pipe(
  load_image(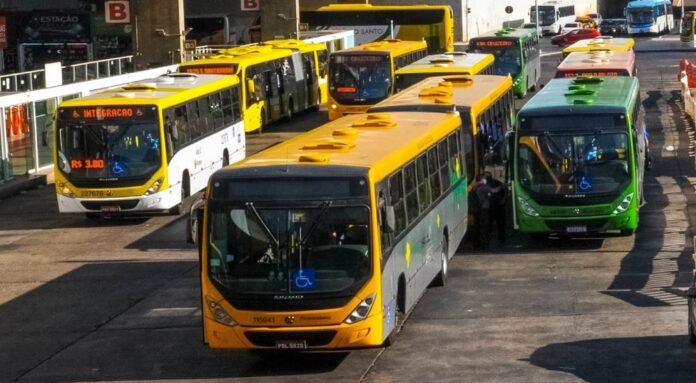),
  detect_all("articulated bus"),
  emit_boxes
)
[625,0,674,35]
[327,39,427,120]
[512,76,646,236]
[195,111,468,349]
[562,37,635,58]
[370,75,514,188]
[530,1,577,35]
[681,11,696,48]
[555,50,637,78]
[467,28,540,98]
[179,39,327,132]
[54,73,245,218]
[393,52,495,93]
[301,3,454,54]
